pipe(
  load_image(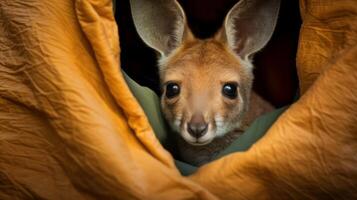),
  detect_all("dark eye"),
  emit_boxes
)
[165,82,180,98]
[222,83,238,99]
